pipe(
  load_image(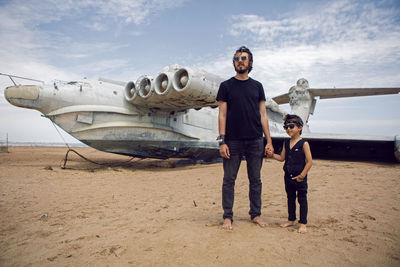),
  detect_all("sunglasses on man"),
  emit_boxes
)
[233,56,247,62]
